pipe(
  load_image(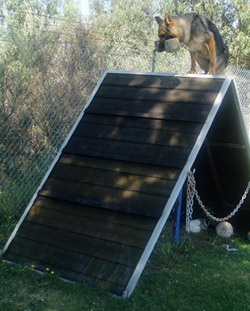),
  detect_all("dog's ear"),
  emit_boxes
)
[165,13,174,26]
[155,16,163,25]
